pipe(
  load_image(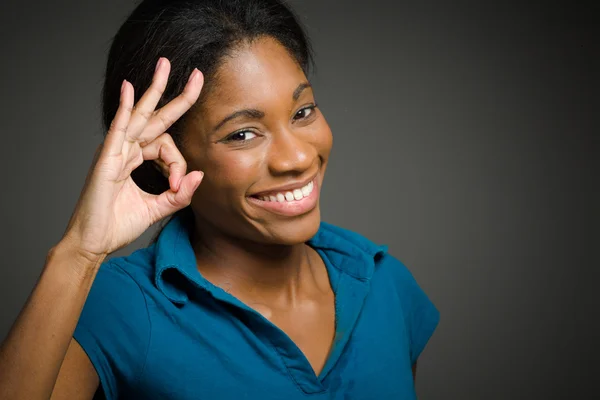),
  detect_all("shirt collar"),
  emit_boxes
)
[154,214,388,305]
[306,221,388,281]
[154,214,201,304]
